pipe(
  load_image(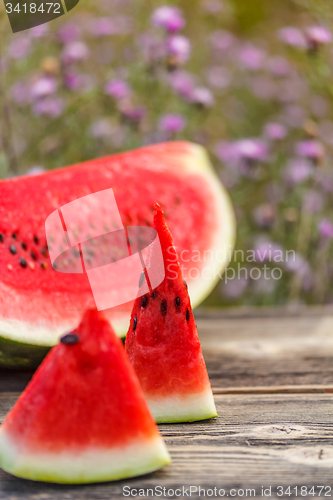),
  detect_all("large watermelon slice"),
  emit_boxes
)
[0,309,170,483]
[0,141,235,367]
[125,204,217,423]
